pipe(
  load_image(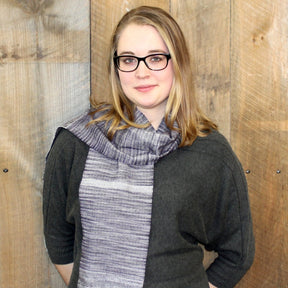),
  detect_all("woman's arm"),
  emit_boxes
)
[205,140,255,287]
[209,283,217,288]
[55,263,74,286]
[43,130,88,285]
